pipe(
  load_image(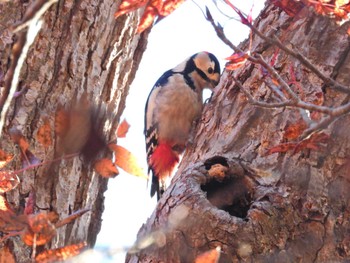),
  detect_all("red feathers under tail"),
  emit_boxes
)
[149,142,179,199]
